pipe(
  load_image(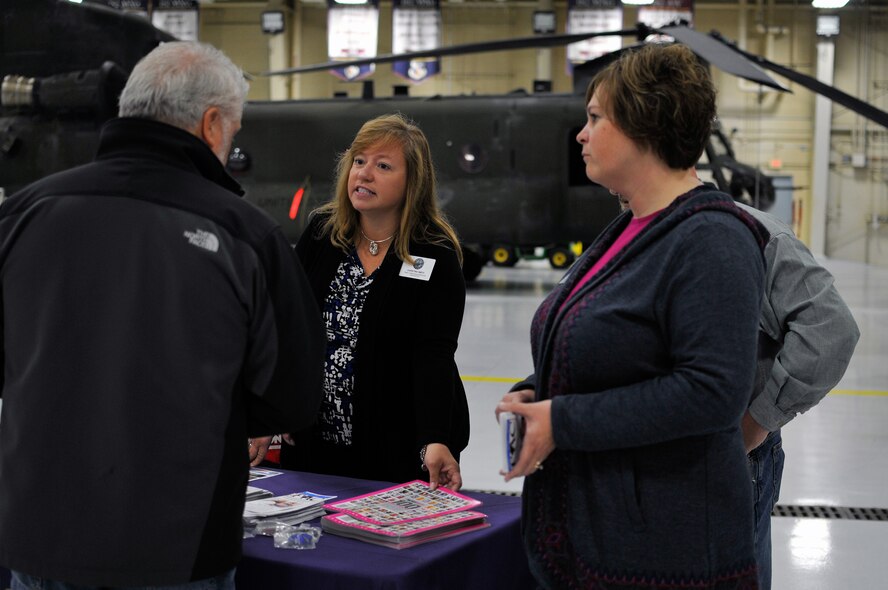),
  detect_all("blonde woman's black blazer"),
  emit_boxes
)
[281,214,470,484]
